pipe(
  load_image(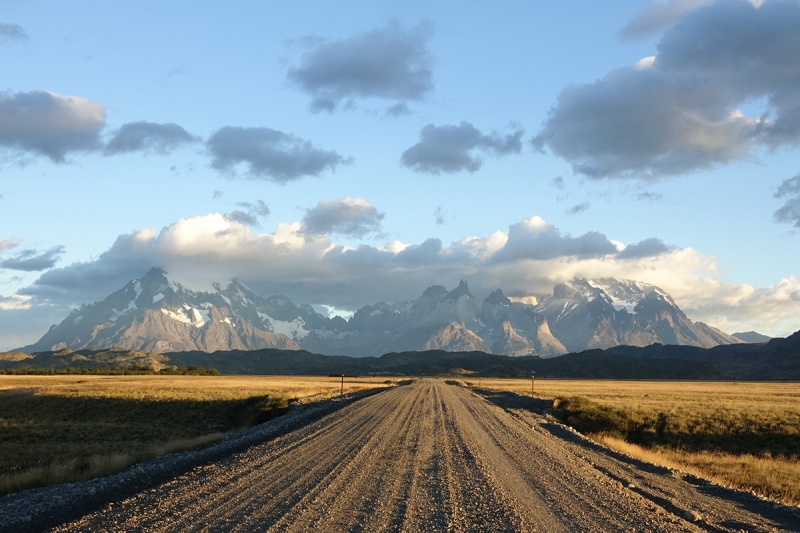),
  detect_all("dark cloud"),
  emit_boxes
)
[534,0,800,179]
[287,22,434,112]
[0,90,105,162]
[617,237,671,259]
[774,173,800,227]
[0,22,27,42]
[225,200,271,227]
[401,122,524,174]
[491,217,617,263]
[551,176,565,189]
[1,245,65,271]
[207,126,350,182]
[104,121,198,155]
[302,197,385,237]
[618,0,711,40]
[566,202,590,215]
[212,190,224,200]
[18,231,157,304]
